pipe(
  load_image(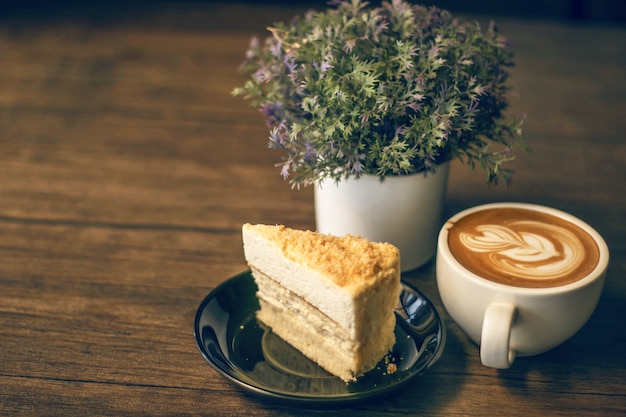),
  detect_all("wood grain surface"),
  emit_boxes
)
[1,2,625,416]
